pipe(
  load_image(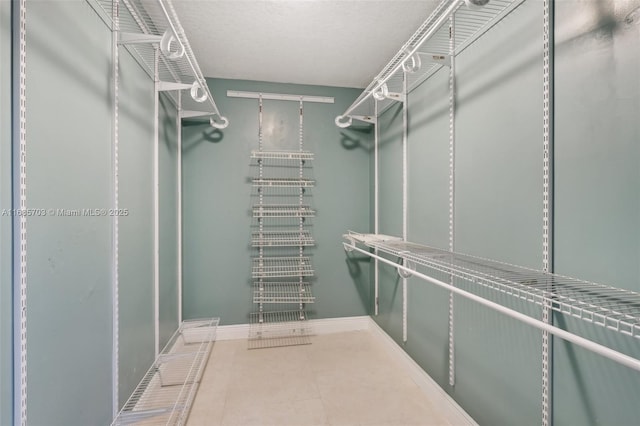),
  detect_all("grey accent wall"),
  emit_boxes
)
[373,0,640,425]
[553,1,640,424]
[182,78,371,324]
[1,1,13,424]
[117,49,155,408]
[158,93,179,348]
[25,1,113,424]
